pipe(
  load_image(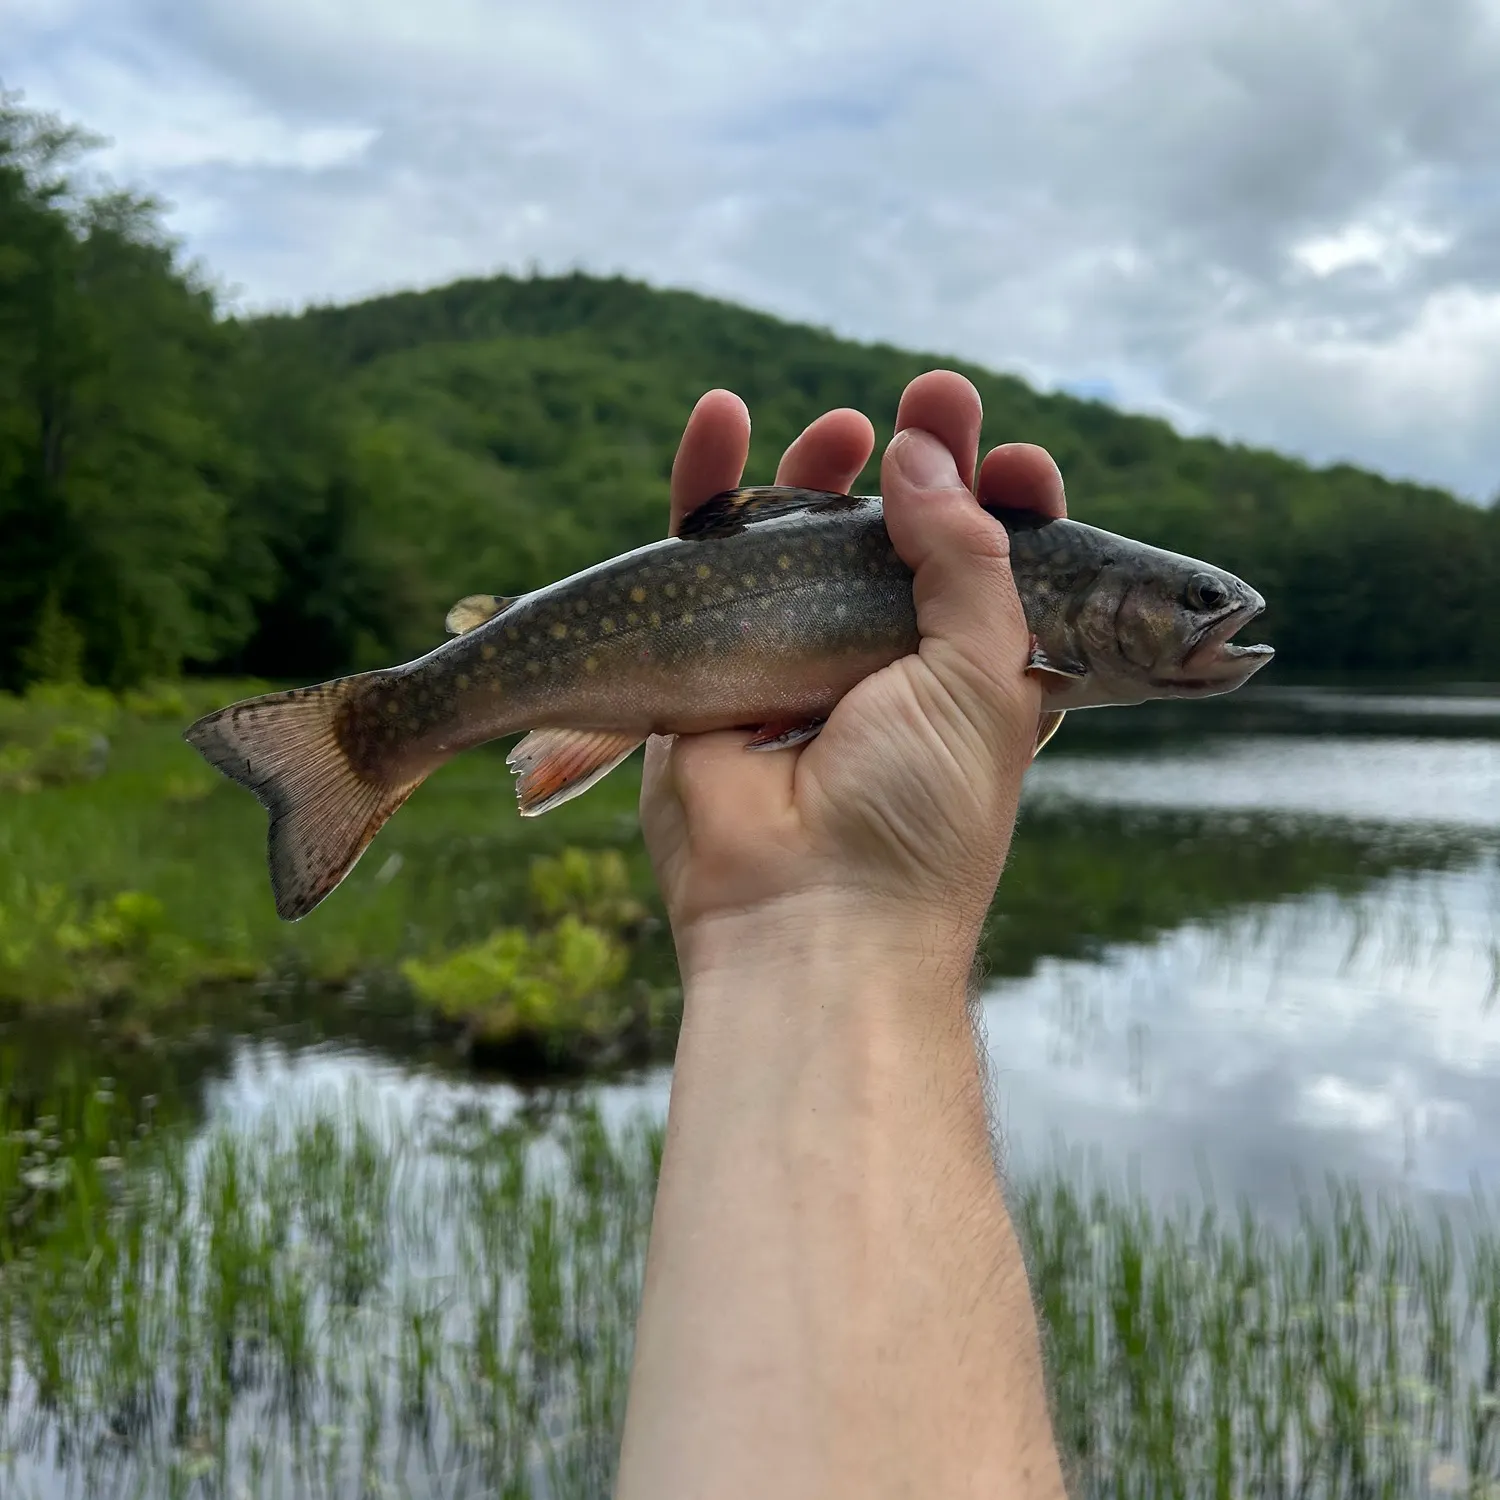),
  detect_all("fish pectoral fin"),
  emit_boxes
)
[743,717,827,751]
[1025,636,1088,685]
[1032,709,1066,760]
[444,594,517,636]
[506,729,644,817]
